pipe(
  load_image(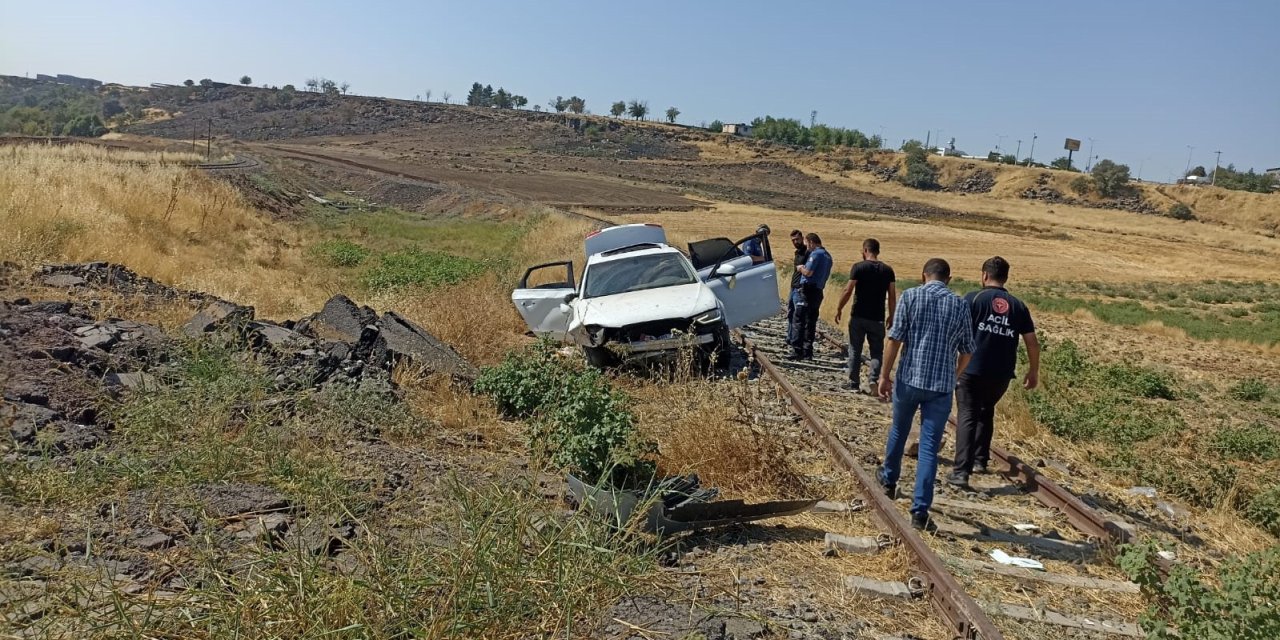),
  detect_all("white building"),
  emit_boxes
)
[721,123,752,136]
